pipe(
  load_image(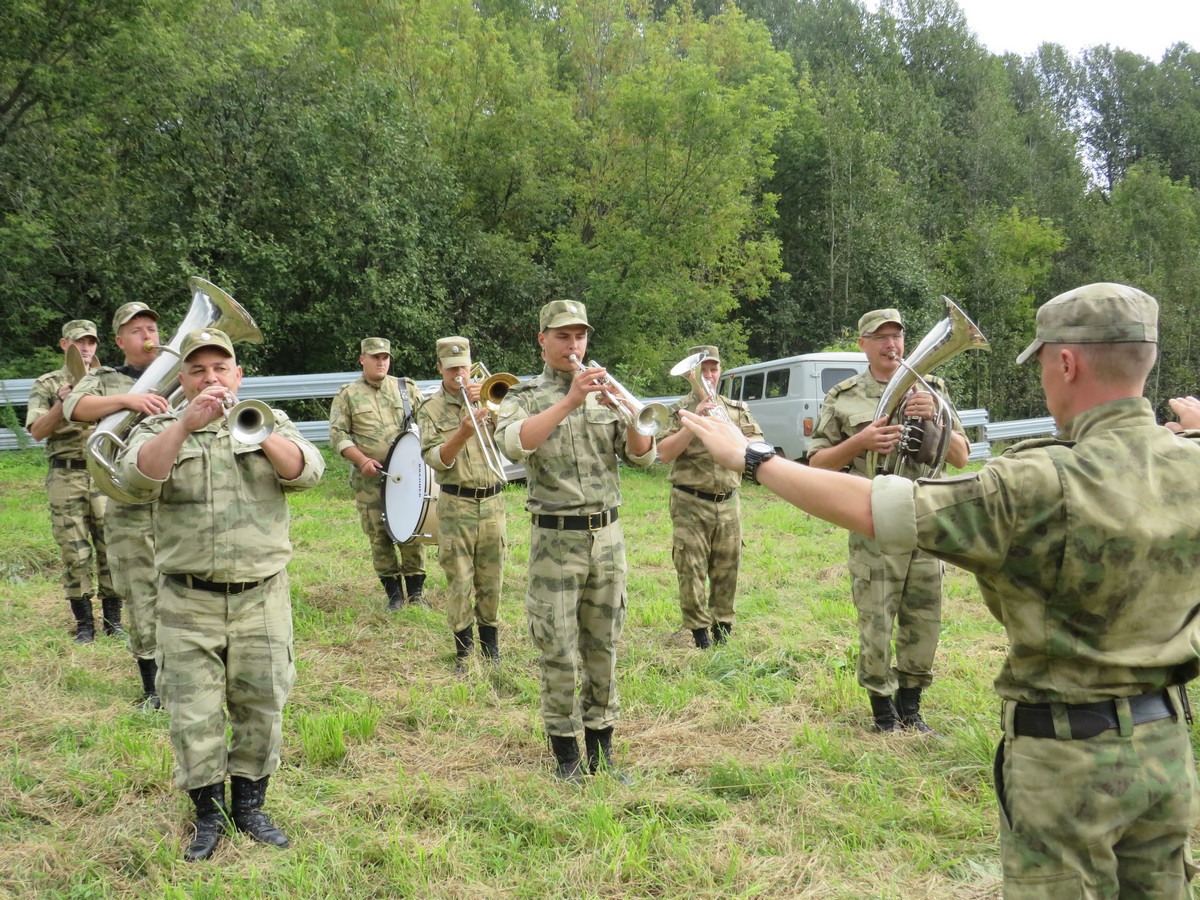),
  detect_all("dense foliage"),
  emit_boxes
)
[3,0,1198,416]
